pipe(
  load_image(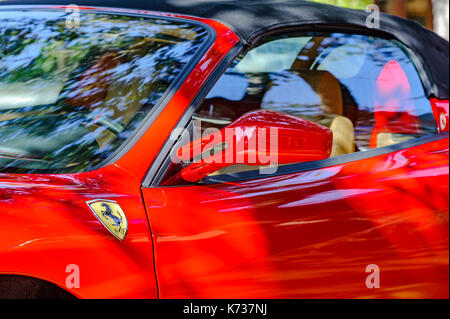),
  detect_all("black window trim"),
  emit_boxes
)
[143,25,444,188]
[144,133,448,188]
[0,5,217,173]
[246,24,435,97]
[142,42,244,187]
[204,132,449,185]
